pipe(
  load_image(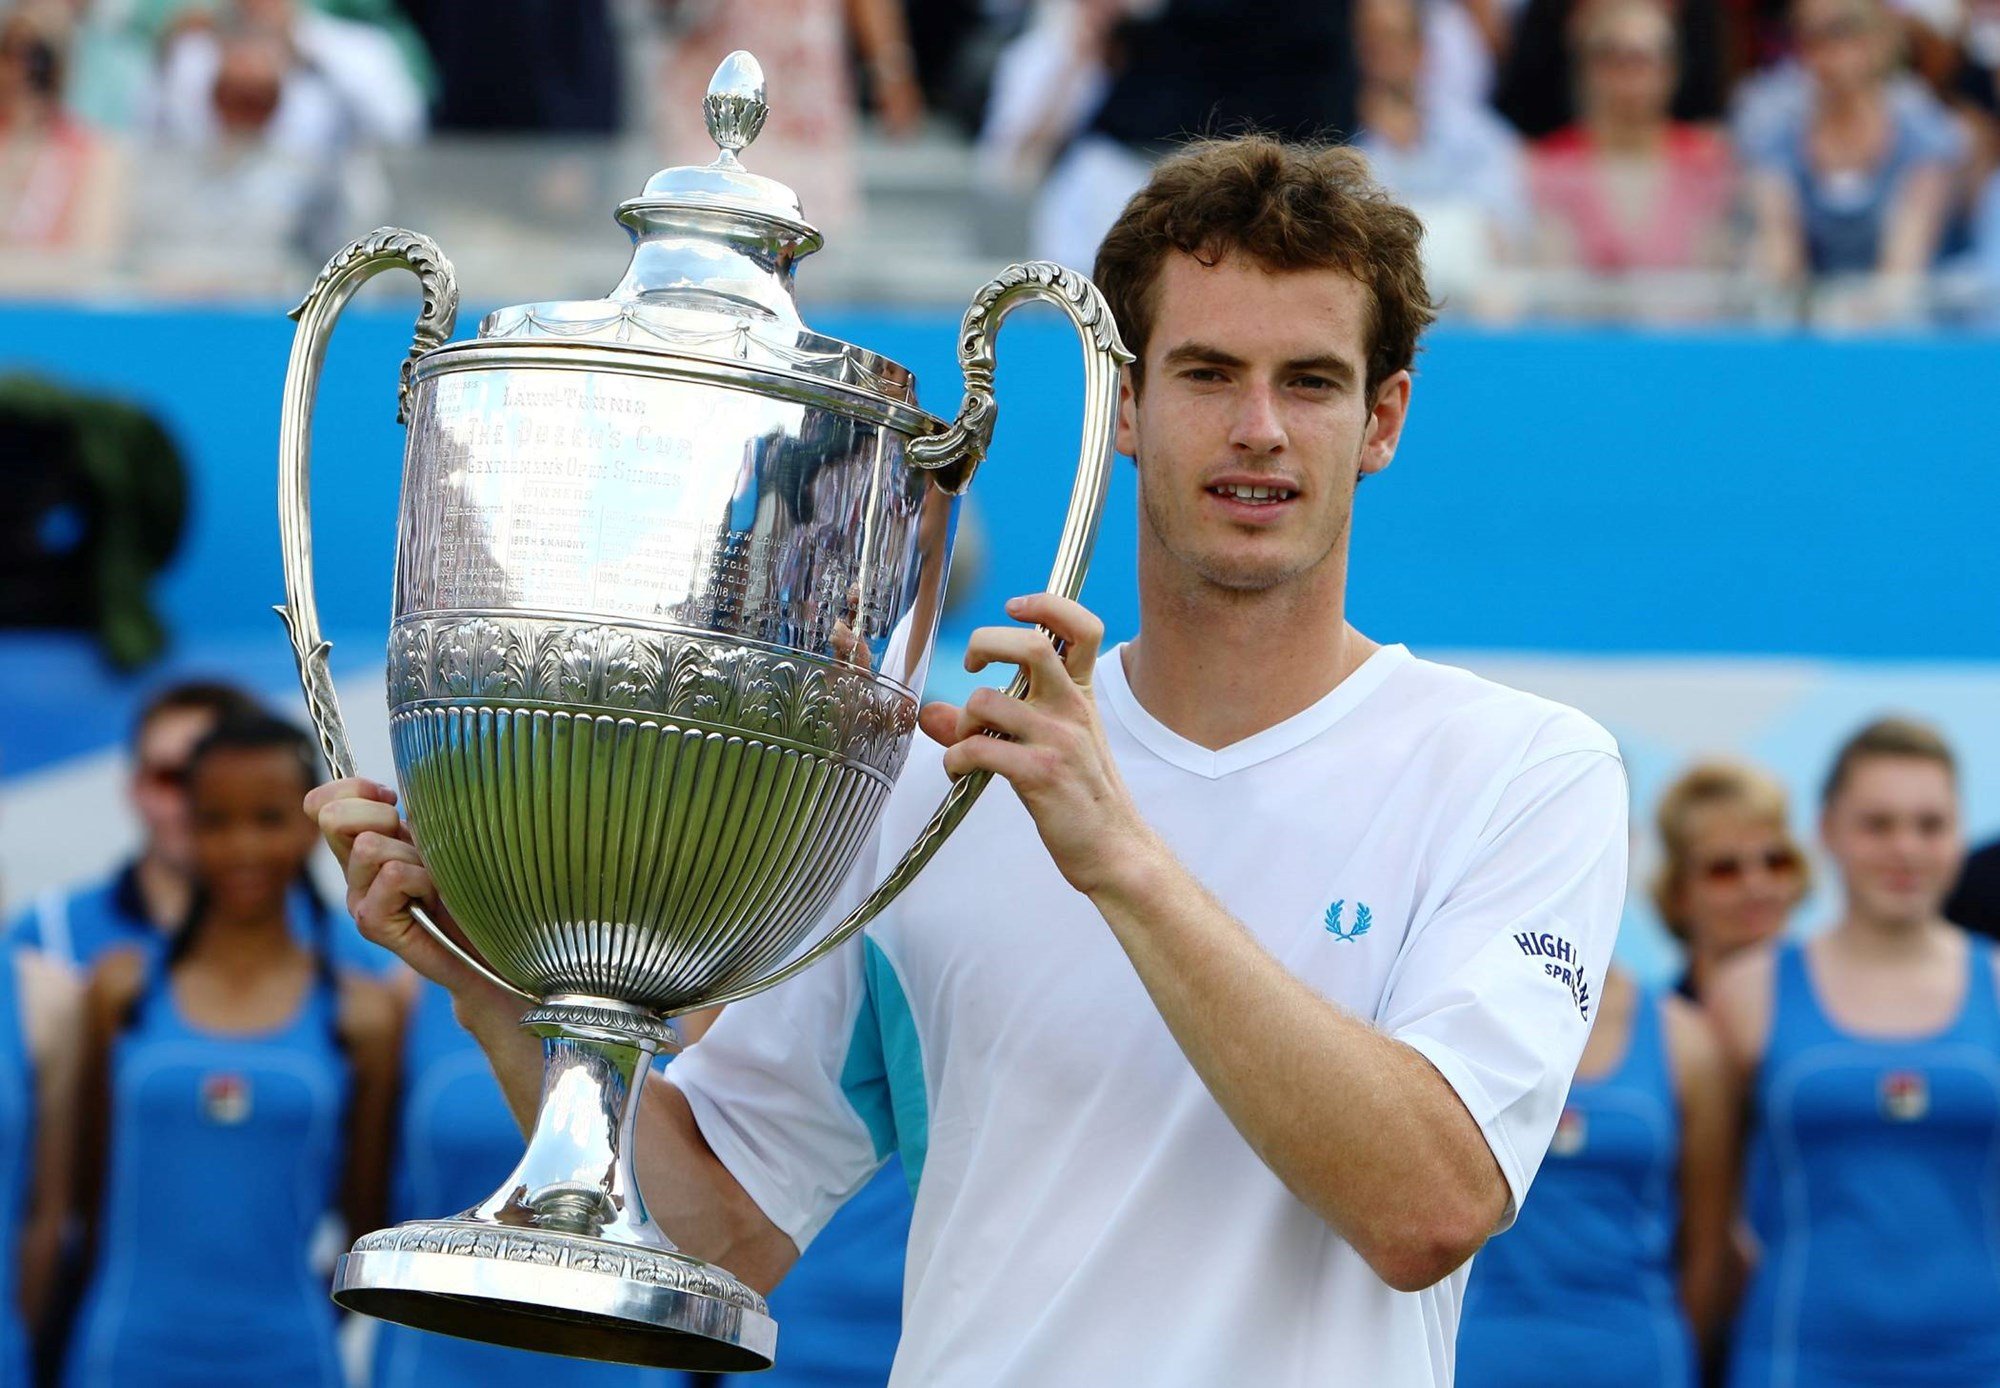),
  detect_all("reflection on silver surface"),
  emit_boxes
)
[279,48,1128,1372]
